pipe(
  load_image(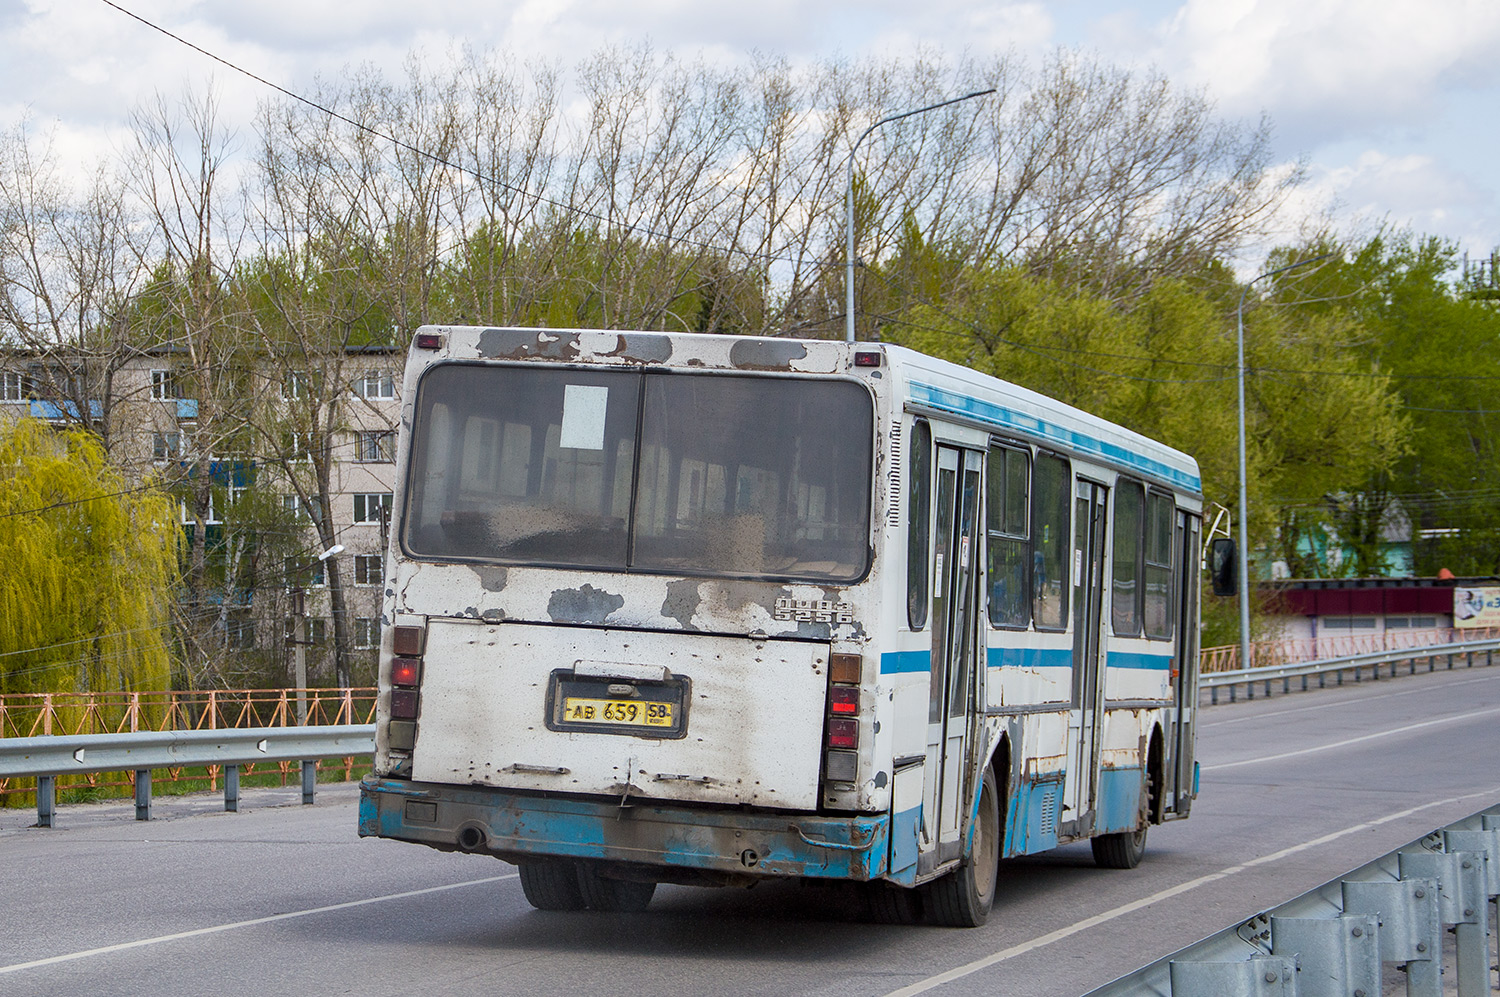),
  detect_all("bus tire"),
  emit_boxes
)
[864,882,923,924]
[518,859,586,911]
[923,767,1000,927]
[576,863,656,912]
[1091,823,1147,869]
